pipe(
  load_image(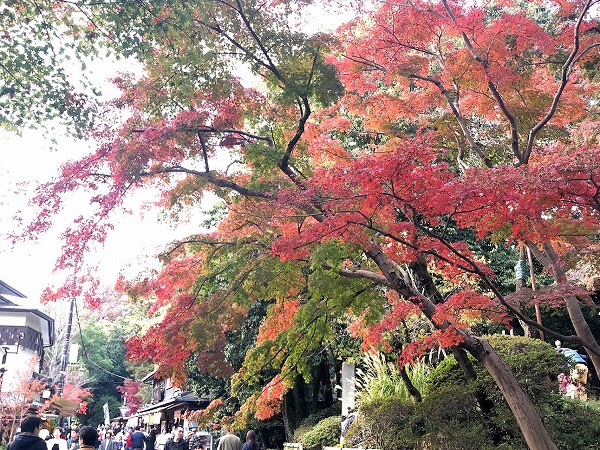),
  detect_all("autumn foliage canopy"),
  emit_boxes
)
[14,0,600,445]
